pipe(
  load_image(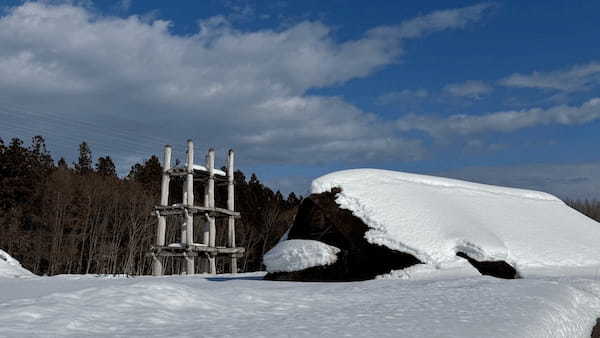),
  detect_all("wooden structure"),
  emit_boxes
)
[149,140,244,275]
